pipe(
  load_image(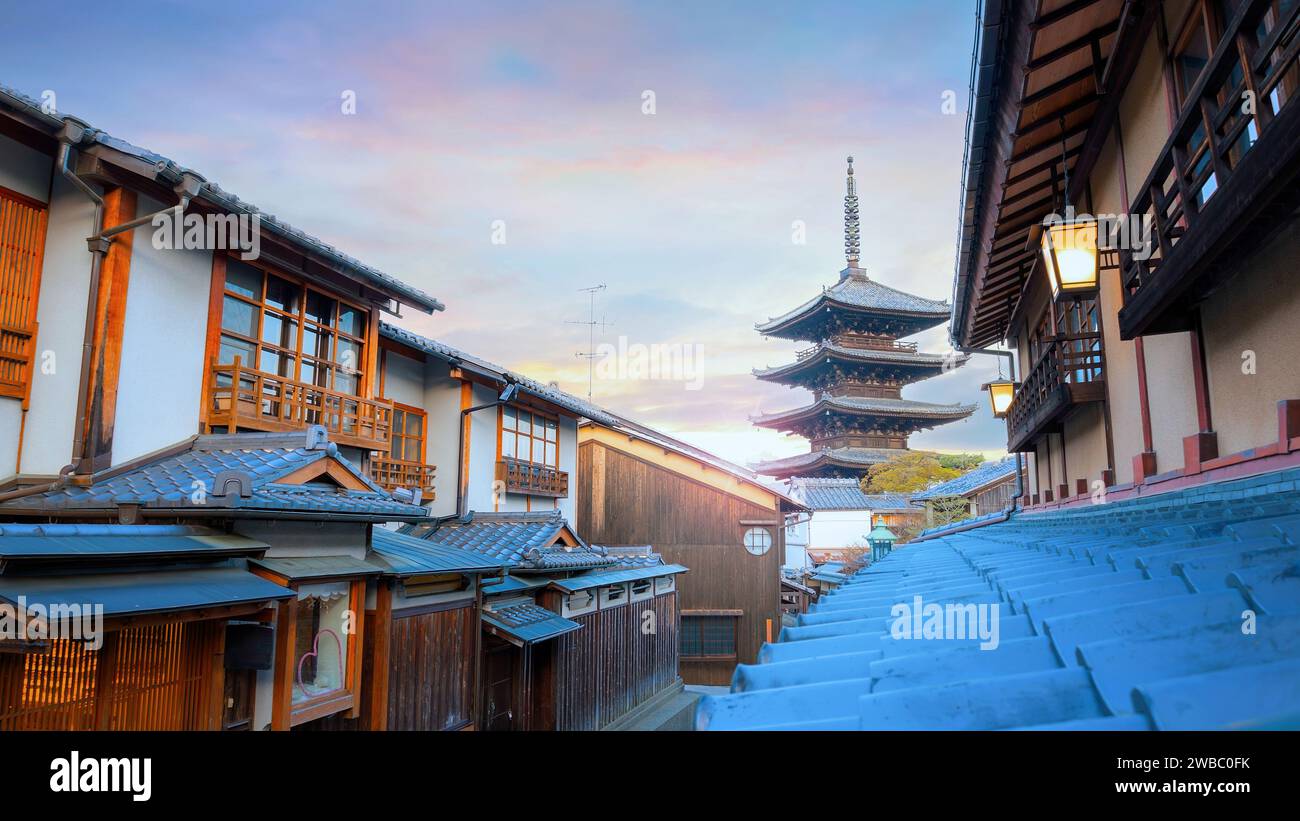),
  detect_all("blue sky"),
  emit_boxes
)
[1,0,1011,465]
